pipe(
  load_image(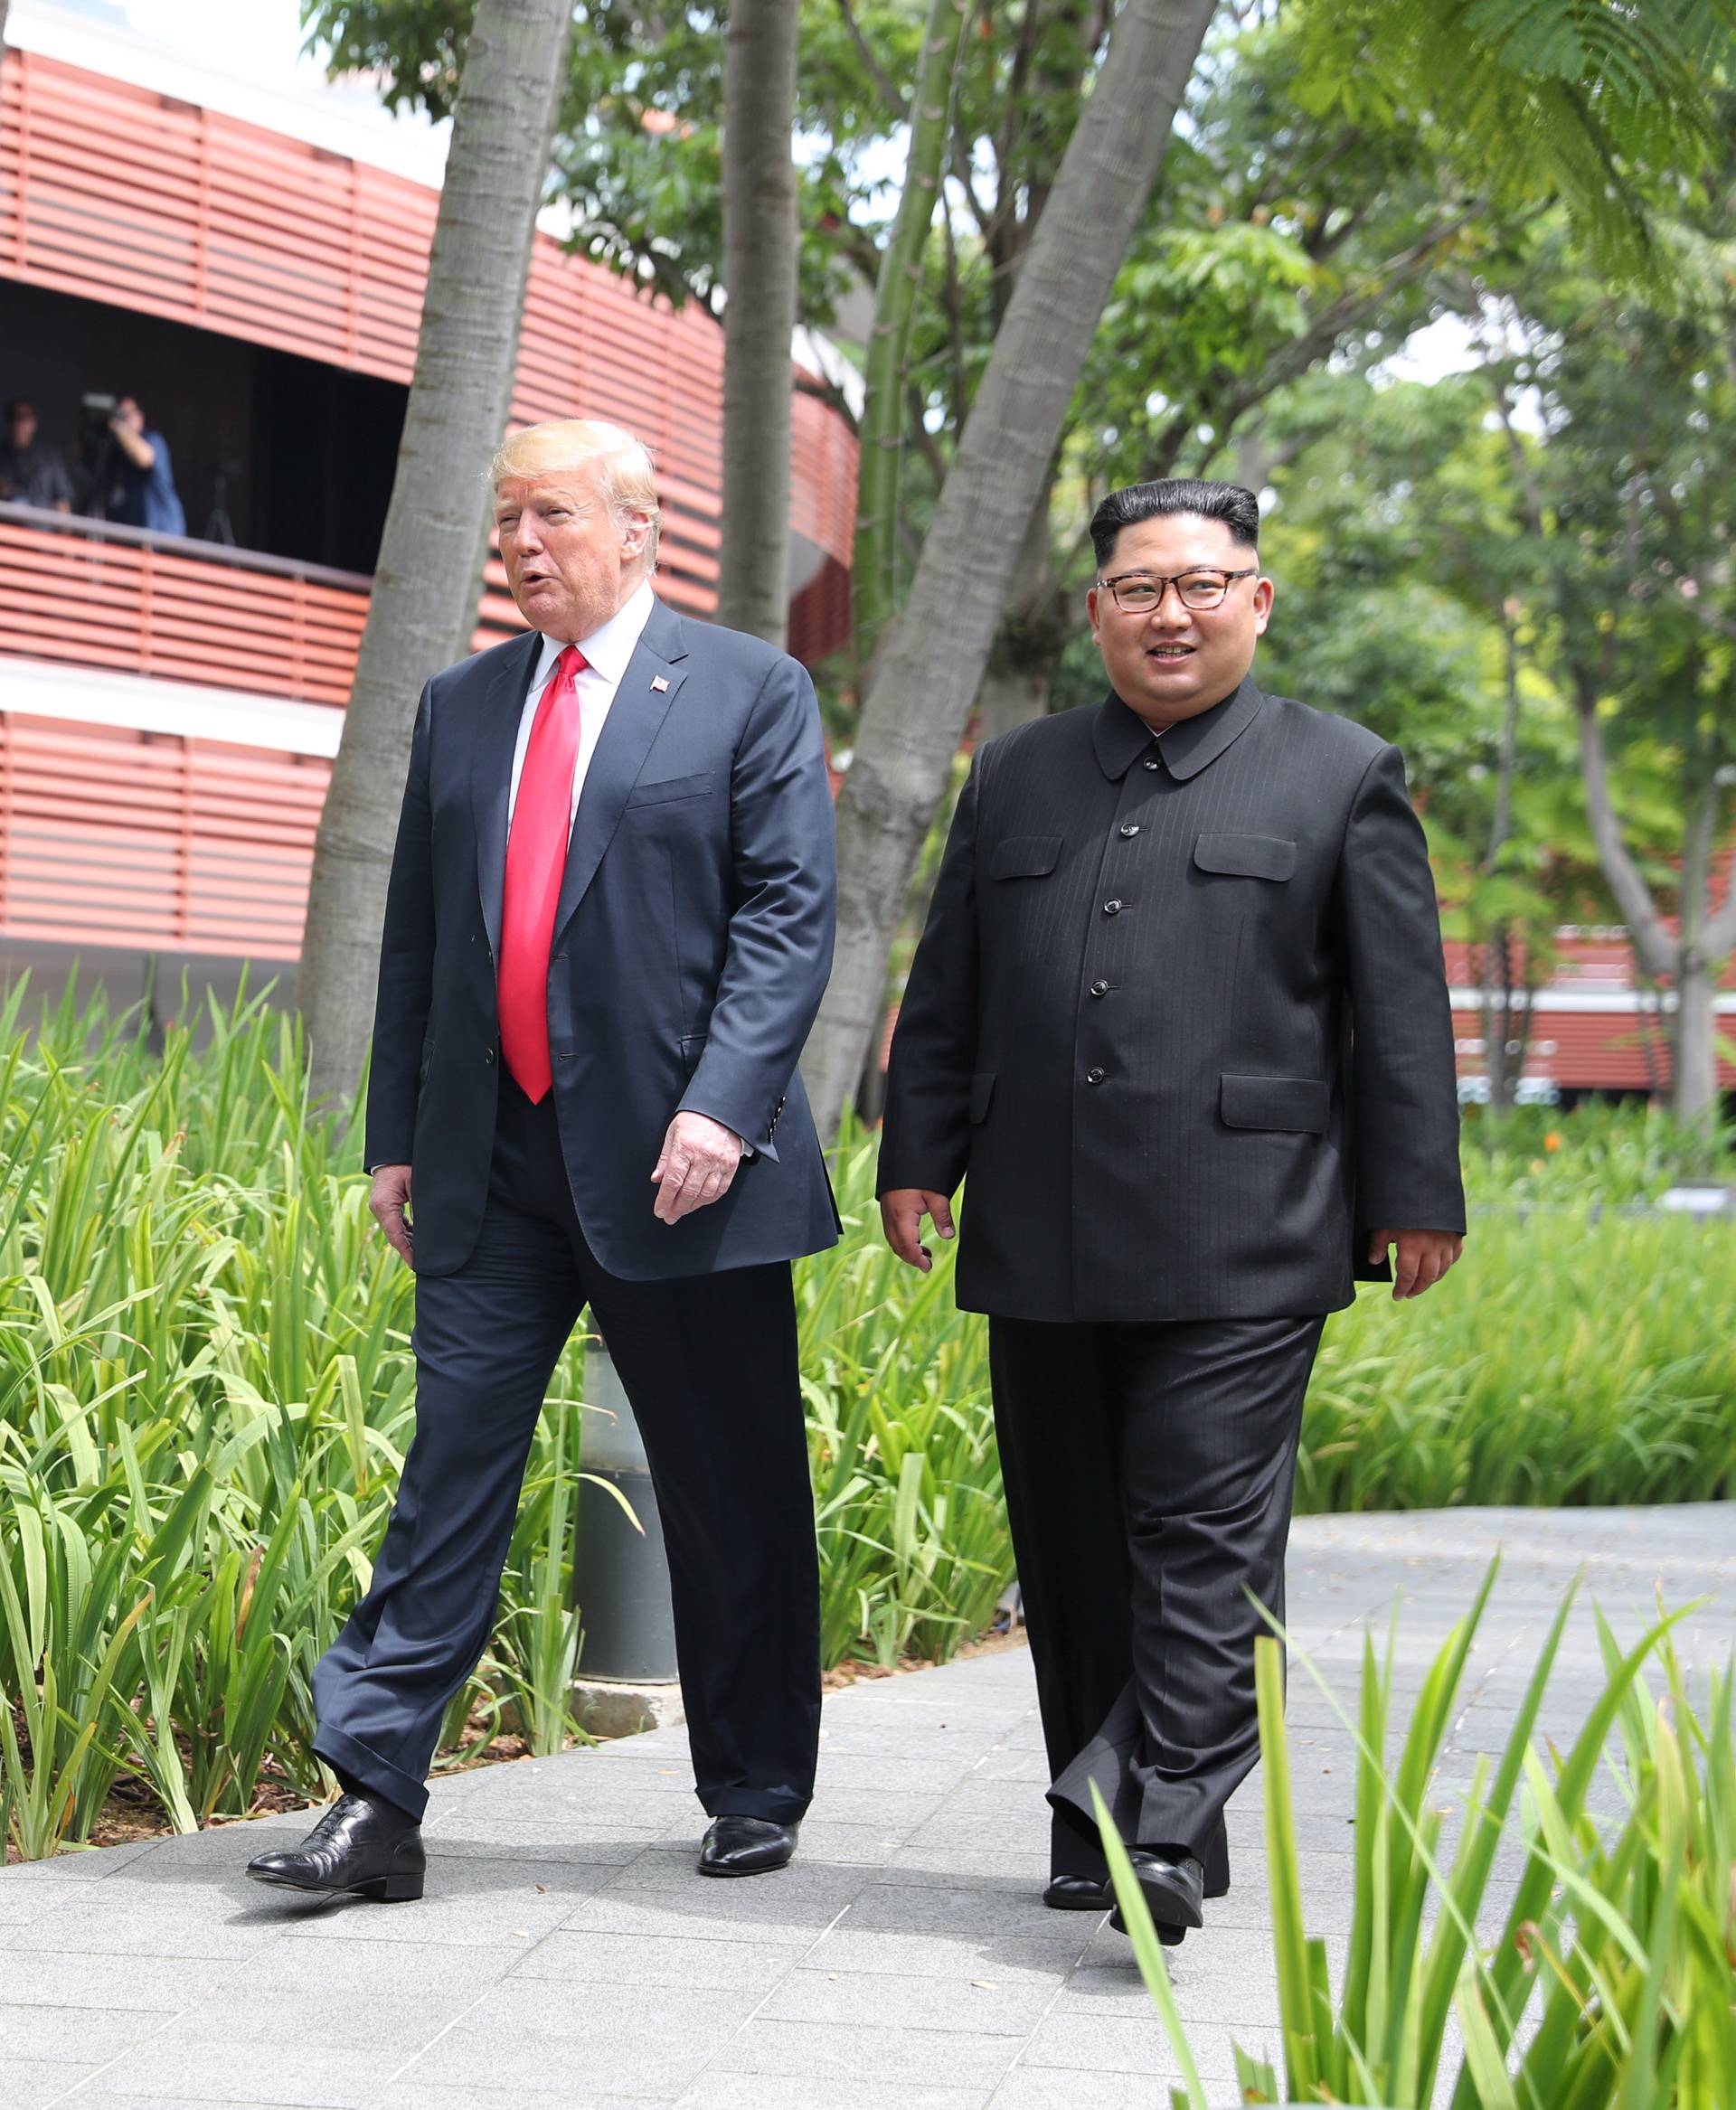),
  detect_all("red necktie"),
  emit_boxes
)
[498,645,587,1101]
